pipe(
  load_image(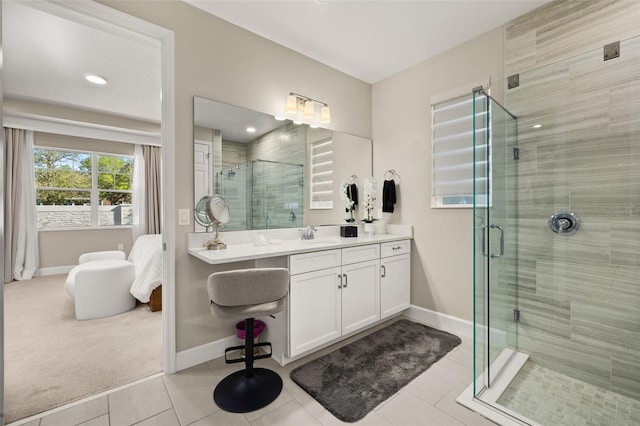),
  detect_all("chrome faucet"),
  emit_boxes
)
[300,226,317,240]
